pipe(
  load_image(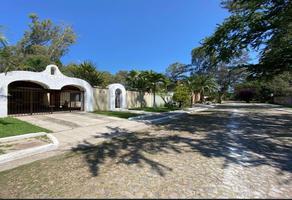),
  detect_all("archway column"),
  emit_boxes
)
[108,83,127,110]
[0,84,8,117]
